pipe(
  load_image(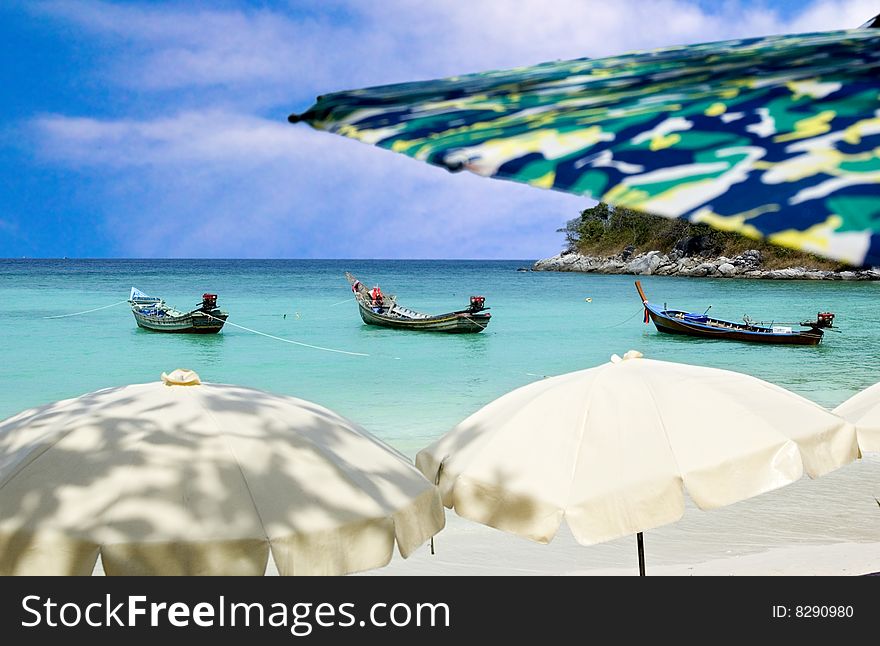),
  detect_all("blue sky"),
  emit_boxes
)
[1,0,876,258]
